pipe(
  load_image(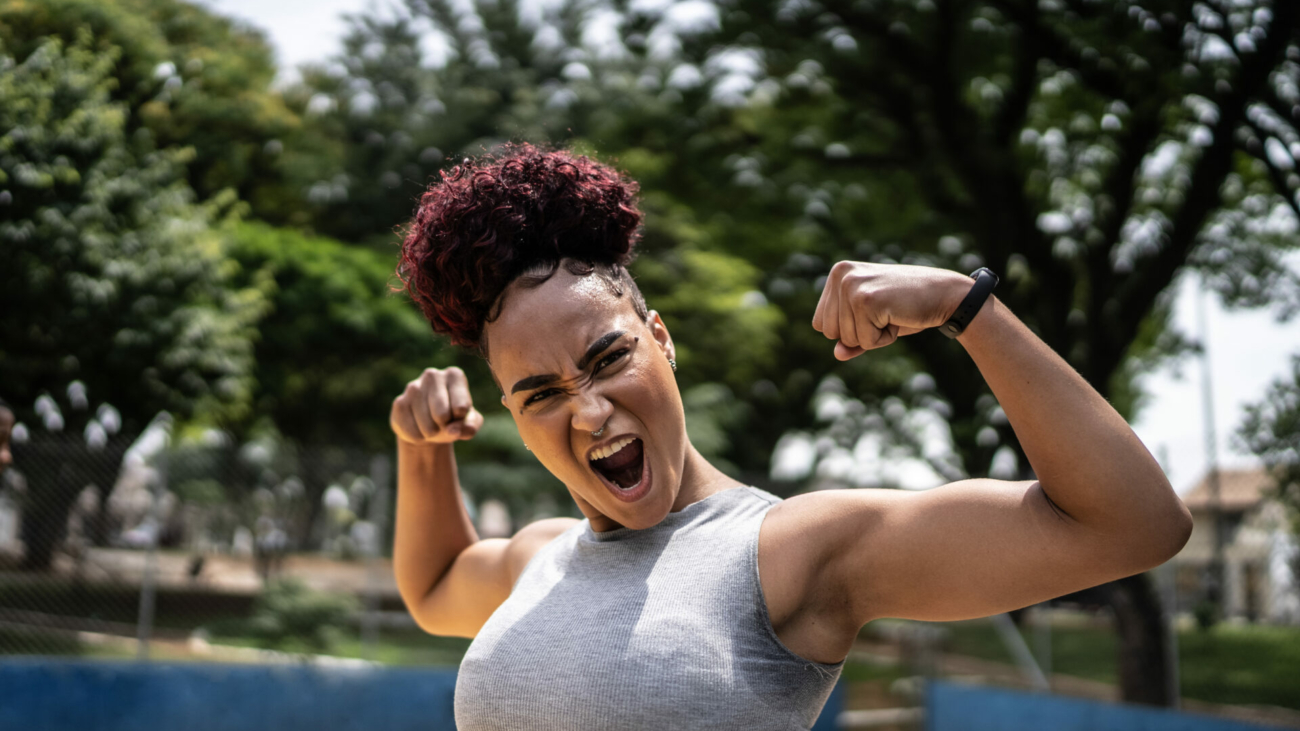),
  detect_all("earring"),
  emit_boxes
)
[524,444,531,451]
[668,358,677,373]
